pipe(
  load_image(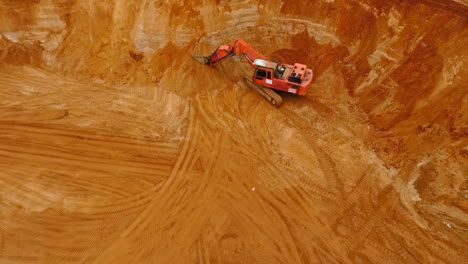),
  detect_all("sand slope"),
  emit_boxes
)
[0,0,467,263]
